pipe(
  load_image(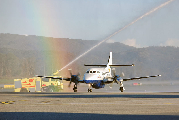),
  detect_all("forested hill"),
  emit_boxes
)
[0,33,179,80]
